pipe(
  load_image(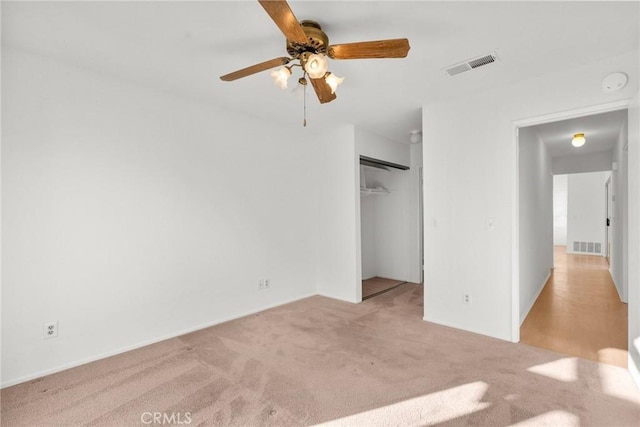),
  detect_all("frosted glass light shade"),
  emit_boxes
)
[270,66,291,89]
[325,73,344,94]
[304,54,328,79]
[571,133,585,147]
